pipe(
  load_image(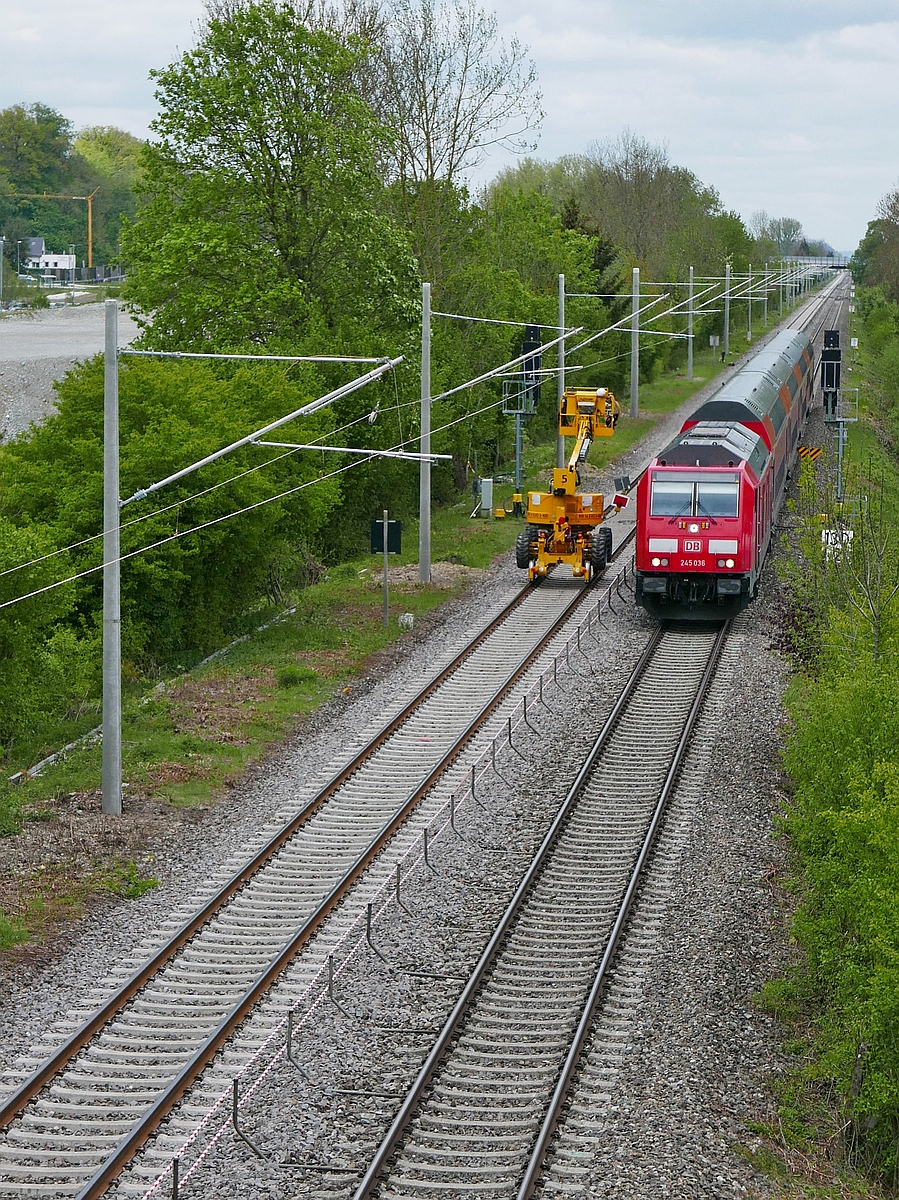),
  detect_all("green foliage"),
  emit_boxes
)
[0,355,343,680]
[276,665,318,688]
[0,914,29,950]
[74,126,143,182]
[103,860,160,900]
[0,788,23,837]
[0,515,91,757]
[0,102,72,191]
[775,288,899,1182]
[491,136,758,279]
[0,103,141,268]
[853,188,899,302]
[123,1,418,352]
